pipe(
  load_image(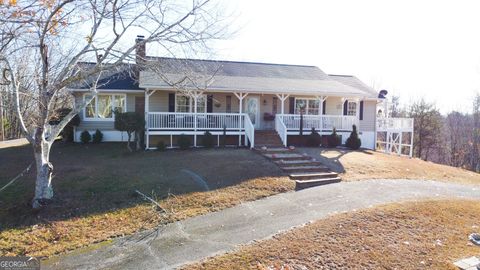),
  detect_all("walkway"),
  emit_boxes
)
[44,179,480,270]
